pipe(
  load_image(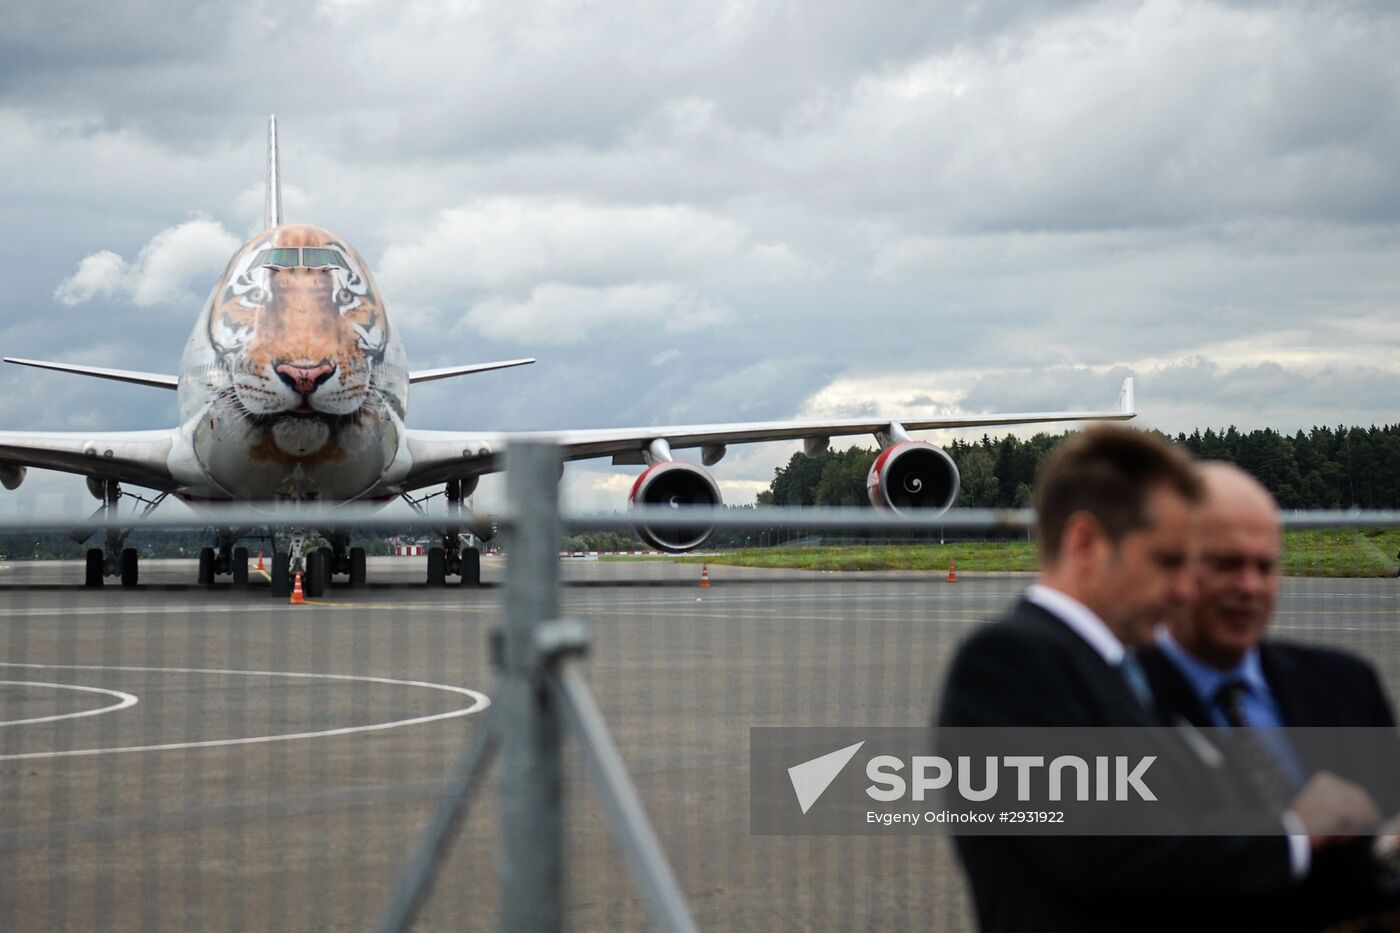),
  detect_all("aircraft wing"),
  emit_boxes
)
[4,357,179,389]
[5,356,536,389]
[0,429,178,491]
[399,378,1136,491]
[408,358,535,384]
